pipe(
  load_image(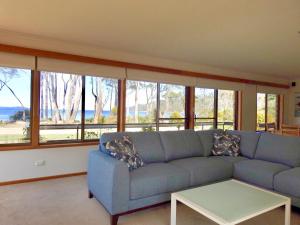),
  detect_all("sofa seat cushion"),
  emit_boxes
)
[255,133,300,167]
[234,159,290,189]
[213,156,249,164]
[130,163,190,200]
[274,167,300,198]
[159,130,204,161]
[169,157,233,186]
